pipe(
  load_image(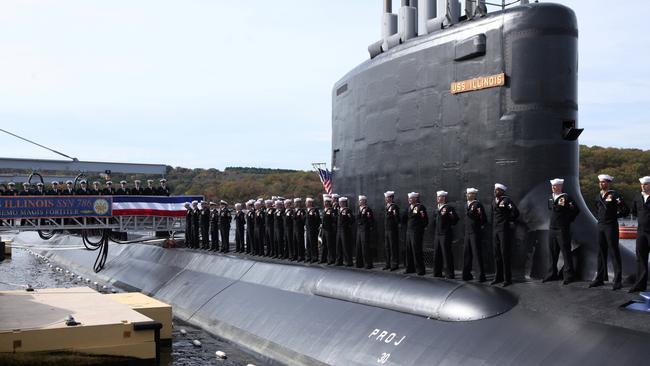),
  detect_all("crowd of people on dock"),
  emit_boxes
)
[0,179,170,196]
[184,174,650,293]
